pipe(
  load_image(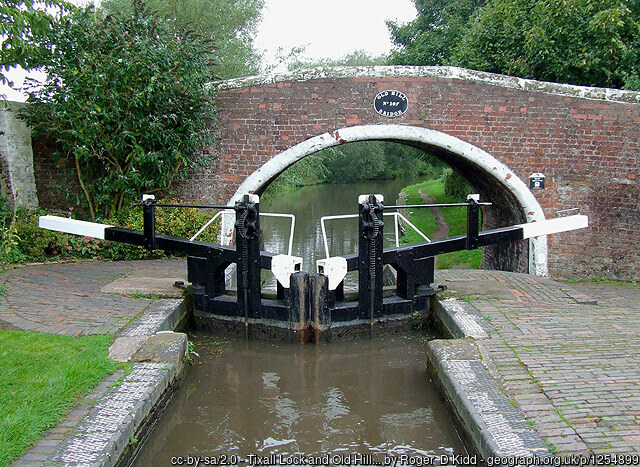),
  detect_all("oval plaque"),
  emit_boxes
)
[373,90,408,118]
